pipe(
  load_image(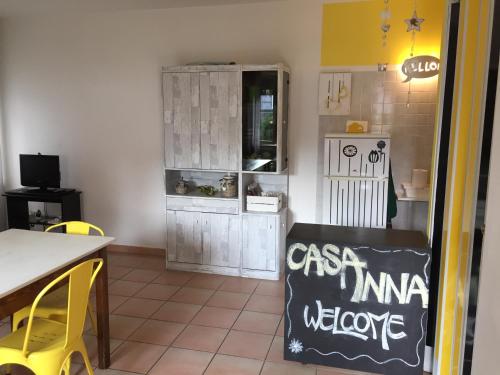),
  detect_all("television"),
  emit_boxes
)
[20,154,60,189]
